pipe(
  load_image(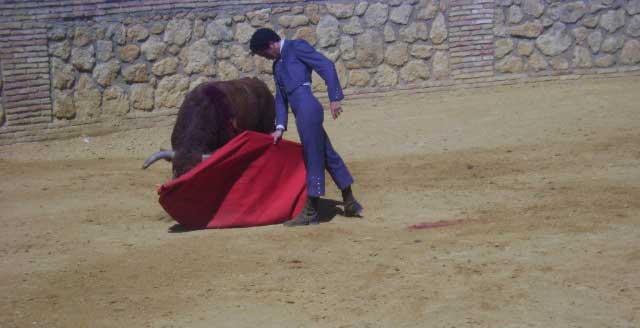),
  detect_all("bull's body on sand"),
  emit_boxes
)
[1,76,639,327]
